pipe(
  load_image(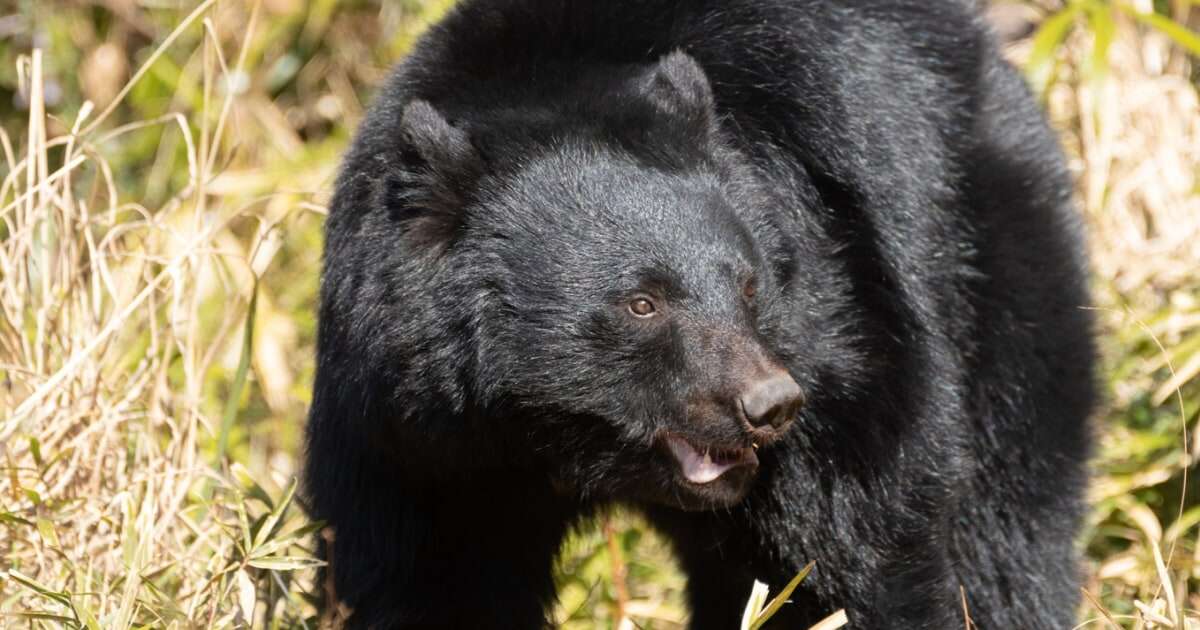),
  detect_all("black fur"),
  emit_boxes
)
[304,1,1096,628]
